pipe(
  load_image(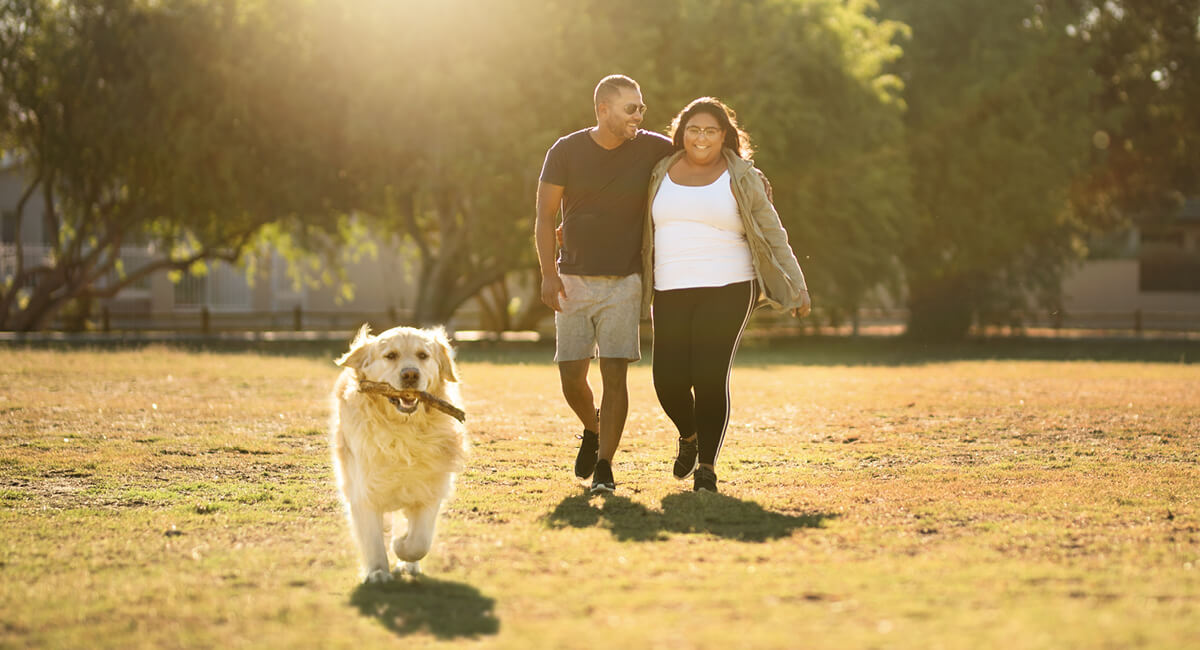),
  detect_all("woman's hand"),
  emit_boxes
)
[790,290,811,318]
